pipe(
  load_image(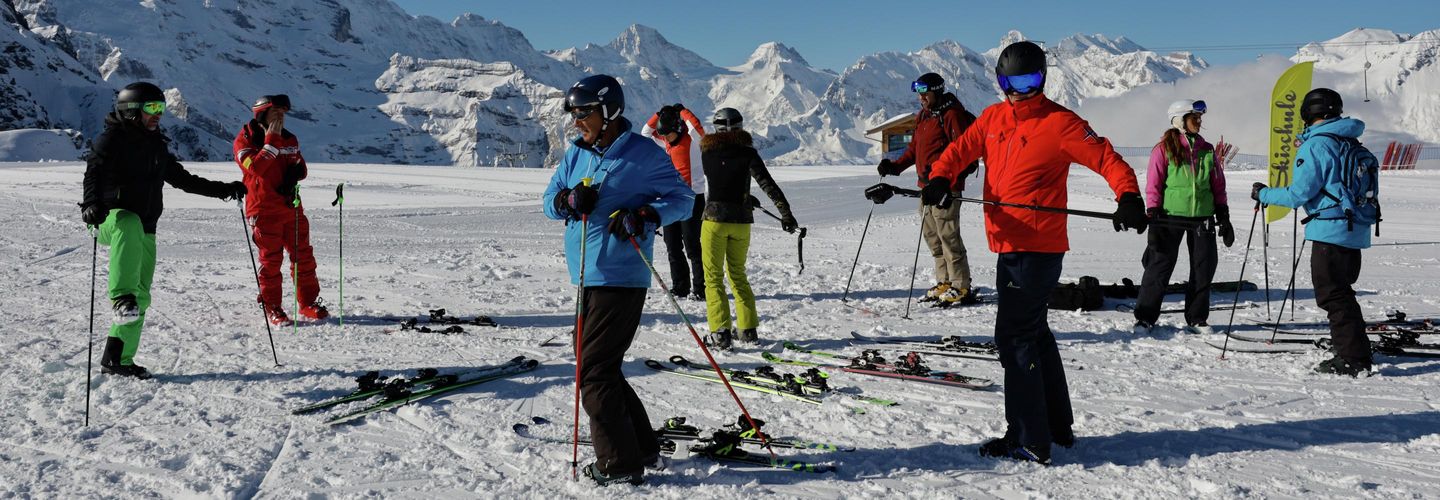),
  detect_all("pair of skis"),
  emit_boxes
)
[847,331,999,361]
[513,415,841,473]
[292,356,540,425]
[1215,331,1440,358]
[666,355,897,407]
[776,341,995,390]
